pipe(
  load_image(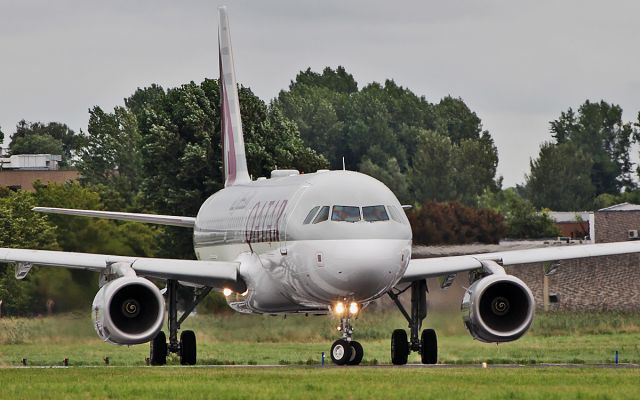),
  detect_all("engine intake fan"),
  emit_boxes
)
[92,277,165,345]
[461,274,535,343]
